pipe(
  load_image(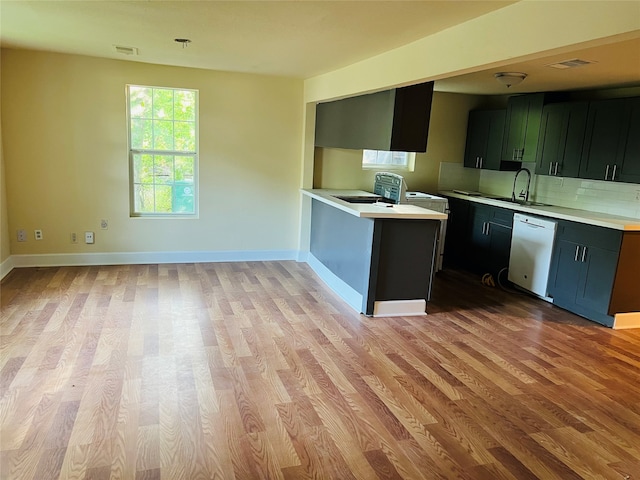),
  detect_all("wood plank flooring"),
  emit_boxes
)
[1,262,639,479]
